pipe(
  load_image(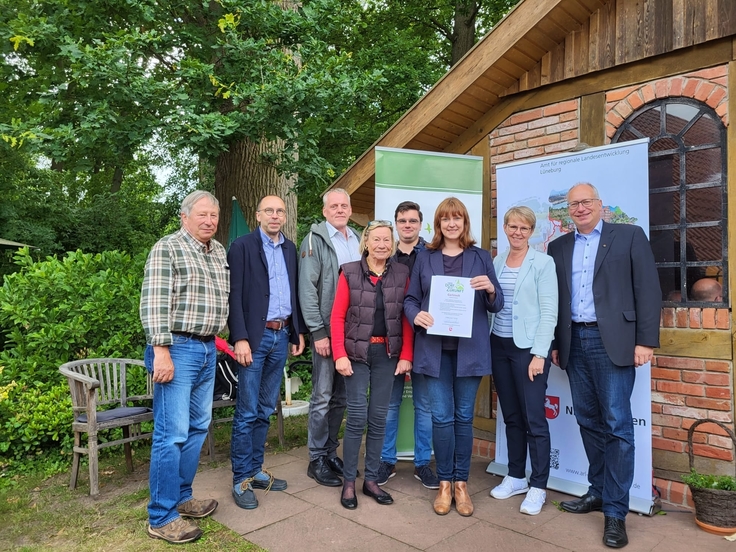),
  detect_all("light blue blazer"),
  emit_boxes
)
[490,247,558,358]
